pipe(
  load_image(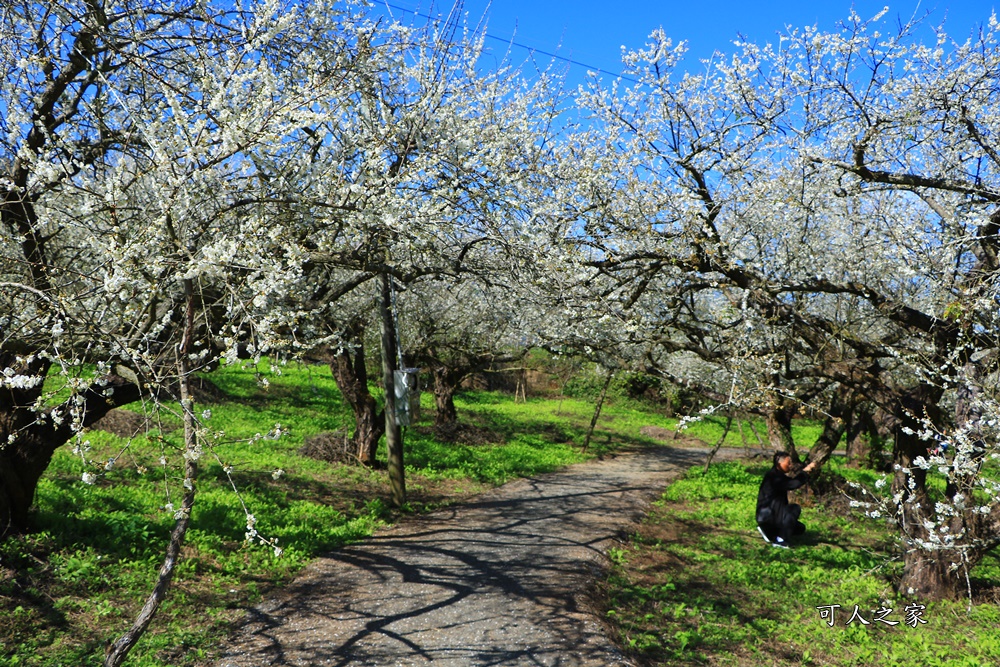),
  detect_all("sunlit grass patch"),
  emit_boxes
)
[600,459,1000,667]
[1,363,858,667]
[0,365,619,666]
